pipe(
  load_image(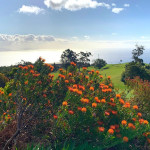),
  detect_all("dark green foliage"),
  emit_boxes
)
[78,51,92,68]
[92,58,107,69]
[121,62,150,82]
[61,49,78,69]
[132,44,145,64]
[0,73,9,88]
